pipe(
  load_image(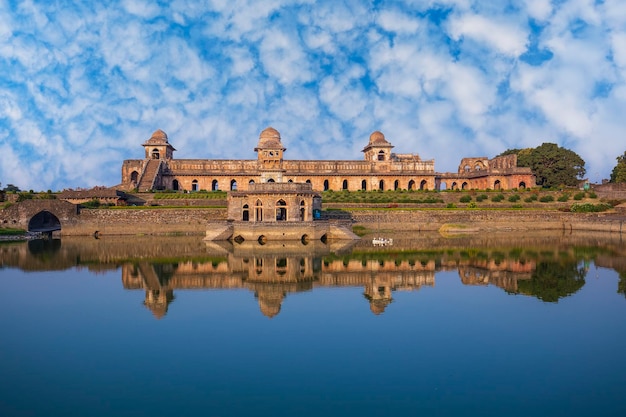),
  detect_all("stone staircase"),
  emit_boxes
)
[136,160,161,191]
